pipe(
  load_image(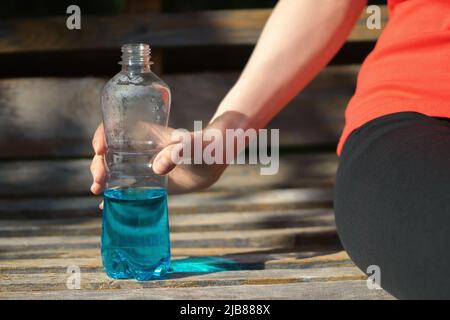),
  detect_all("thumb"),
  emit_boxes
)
[152,143,184,175]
